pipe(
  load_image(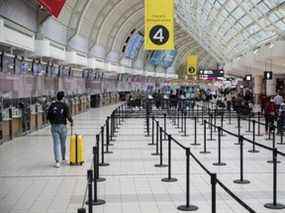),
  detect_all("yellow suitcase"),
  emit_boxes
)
[70,134,85,165]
